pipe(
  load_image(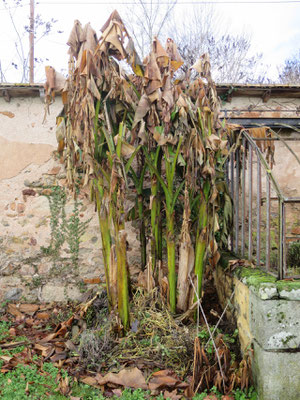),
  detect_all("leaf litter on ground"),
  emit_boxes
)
[0,285,255,399]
